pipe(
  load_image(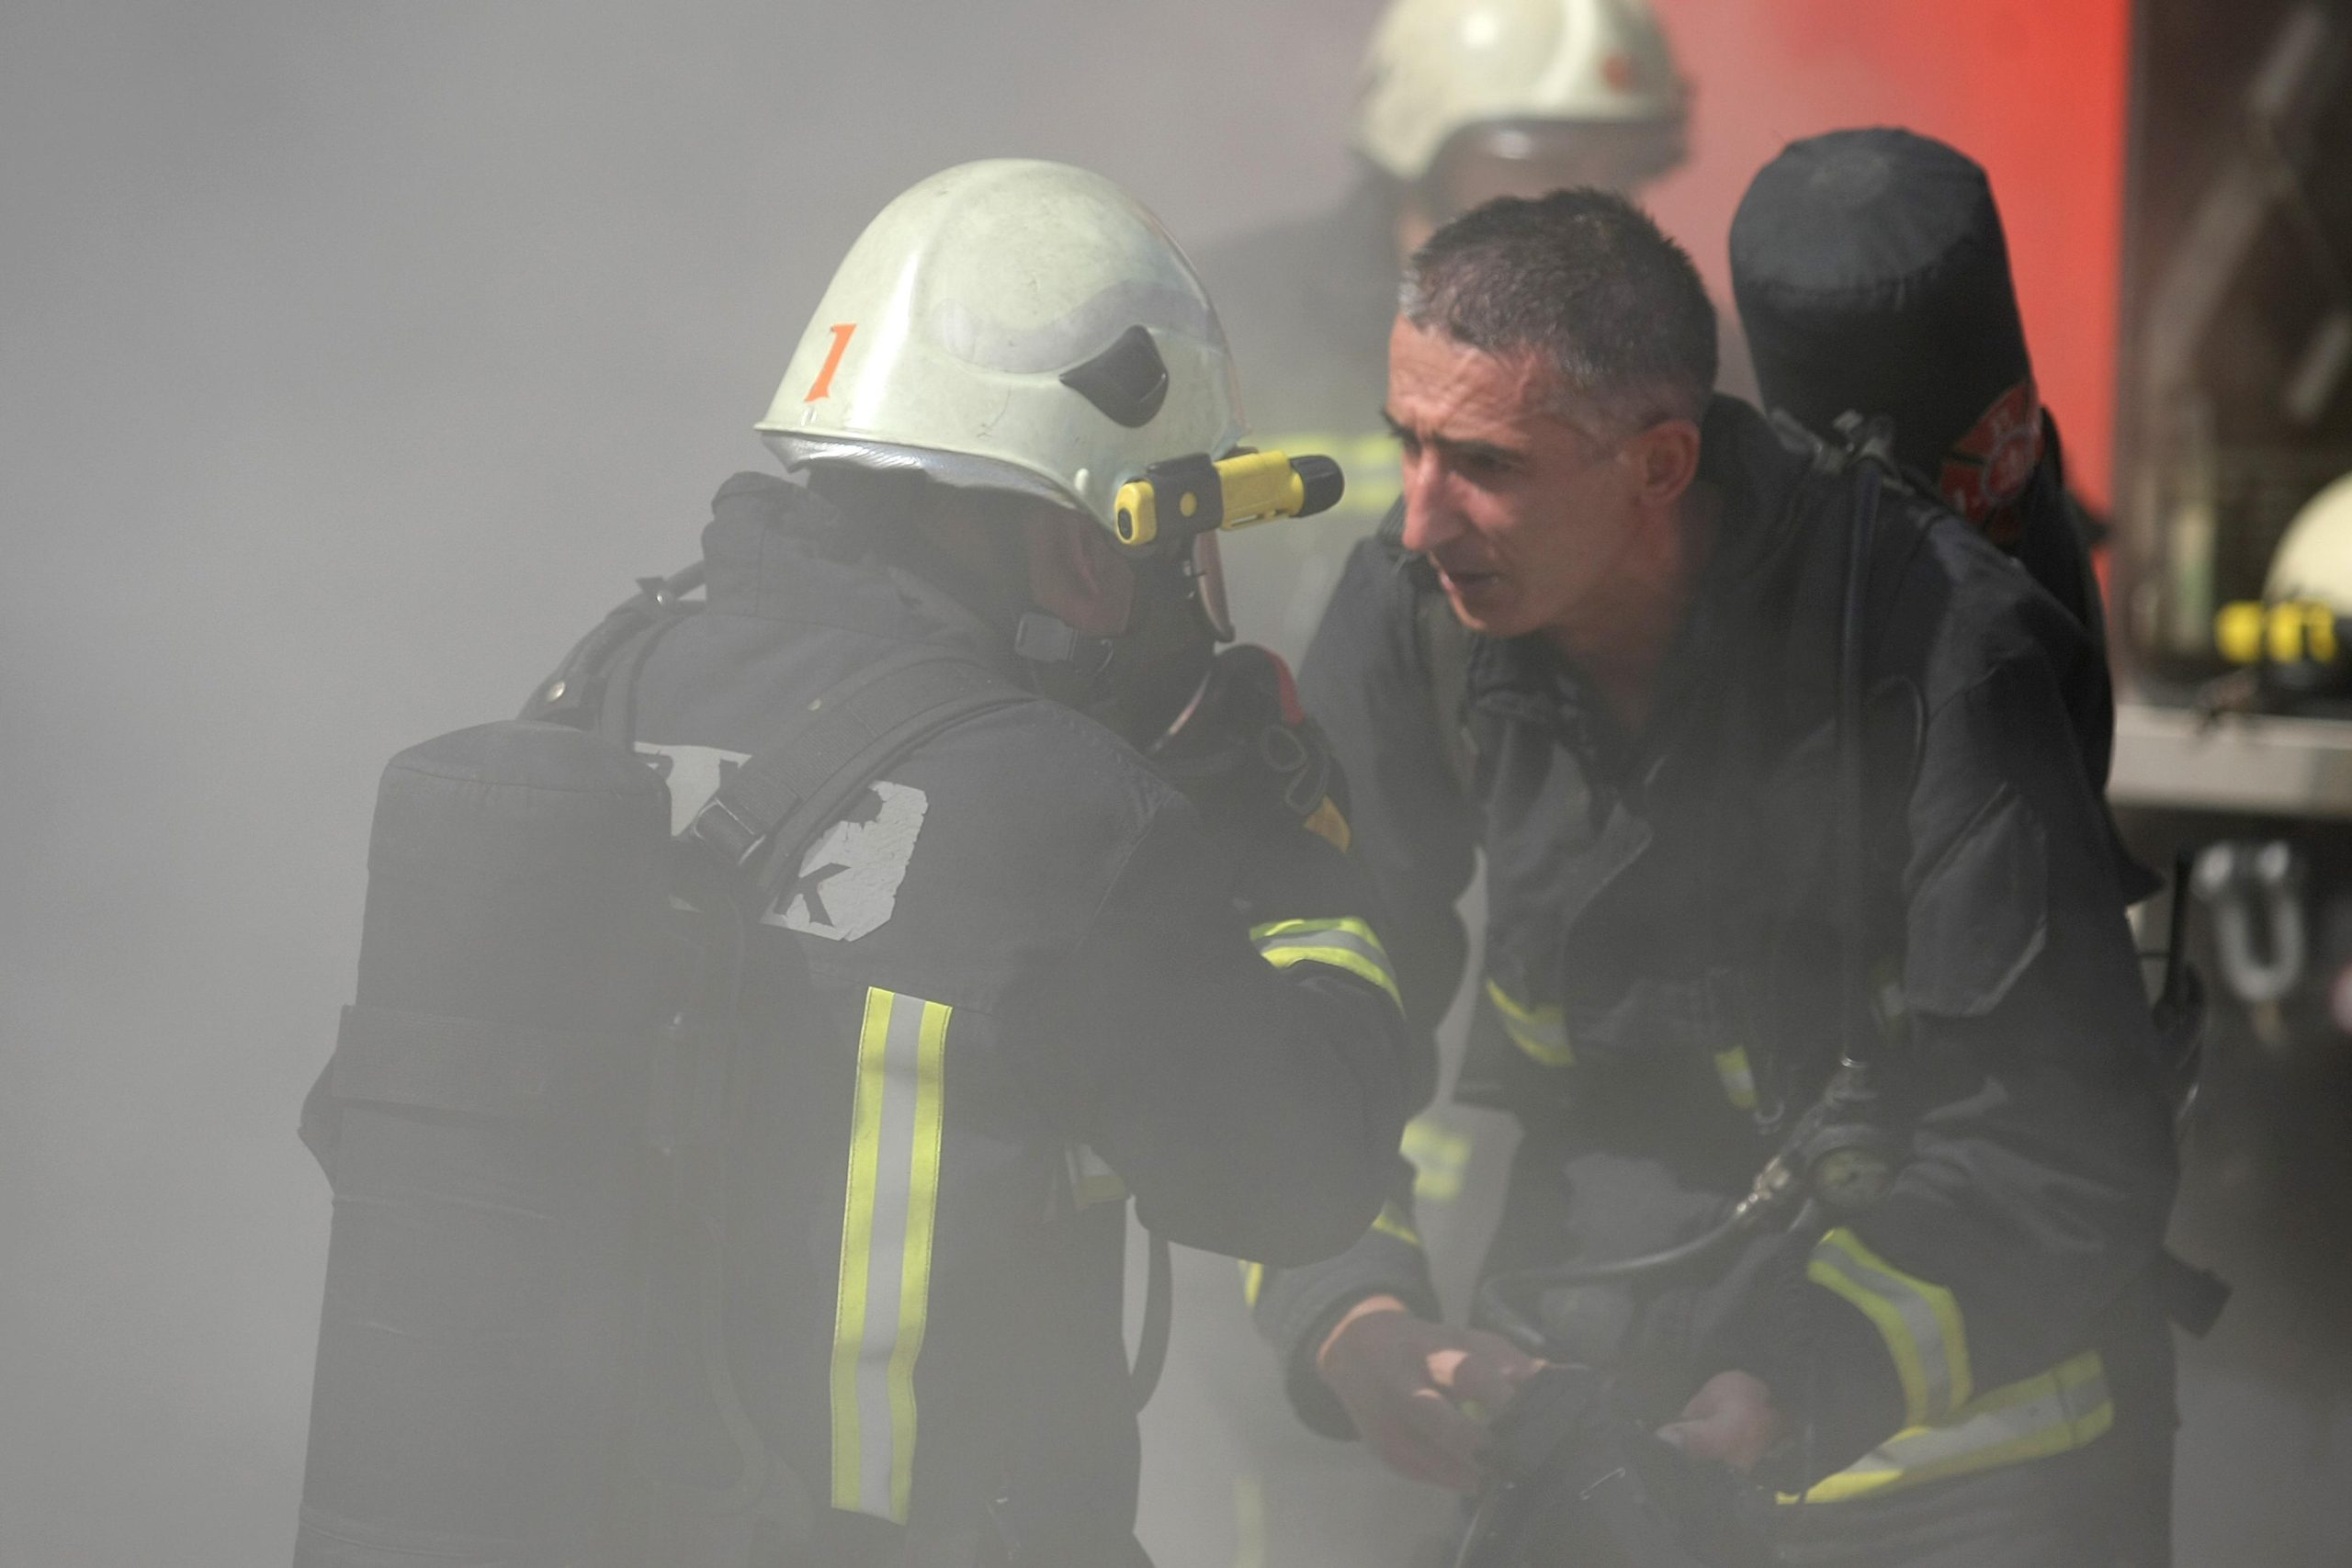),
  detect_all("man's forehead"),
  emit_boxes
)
[1385,318,1592,438]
